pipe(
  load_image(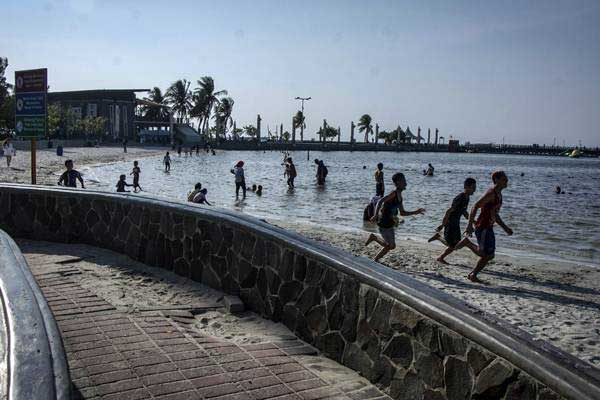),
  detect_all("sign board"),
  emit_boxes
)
[14,68,47,137]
